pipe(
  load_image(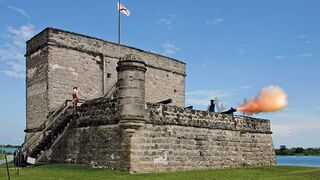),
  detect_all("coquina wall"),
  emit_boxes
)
[25,28,186,133]
[47,99,275,173]
[26,45,49,130]
[130,103,276,173]
[49,98,132,171]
